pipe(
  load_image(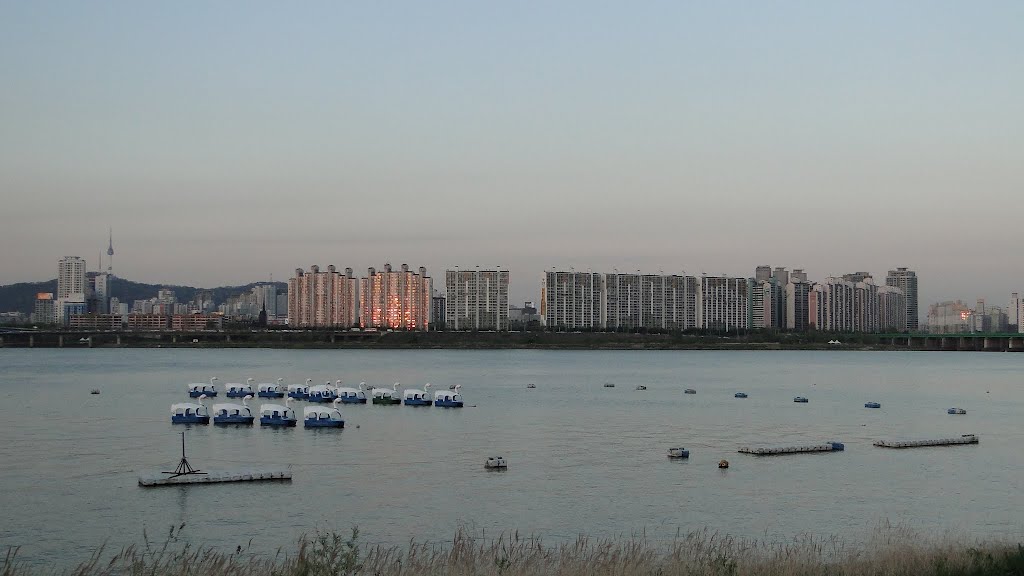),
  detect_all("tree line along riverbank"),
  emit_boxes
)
[0,329,904,350]
[2,329,1023,351]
